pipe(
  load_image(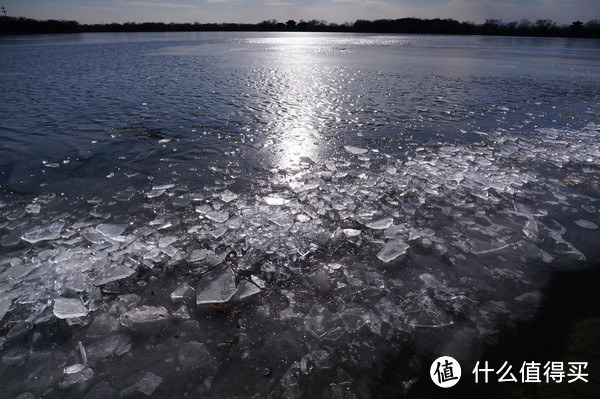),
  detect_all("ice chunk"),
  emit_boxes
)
[196,266,236,305]
[158,235,177,248]
[210,224,228,239]
[304,305,346,341]
[344,145,368,155]
[59,367,94,388]
[296,214,311,223]
[188,249,208,263]
[0,298,11,321]
[170,283,194,301]
[377,239,409,263]
[96,224,126,237]
[21,221,64,244]
[25,204,41,214]
[220,191,238,203]
[172,305,190,319]
[232,280,261,301]
[365,217,393,230]
[522,220,538,239]
[146,188,166,199]
[120,306,168,324]
[342,228,361,237]
[92,265,135,286]
[225,217,242,229]
[86,334,129,360]
[205,251,228,267]
[205,210,229,223]
[574,219,598,229]
[153,184,174,190]
[263,196,289,206]
[195,204,212,214]
[53,297,89,319]
[64,363,87,374]
[172,197,190,207]
[120,372,163,396]
[340,311,367,332]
